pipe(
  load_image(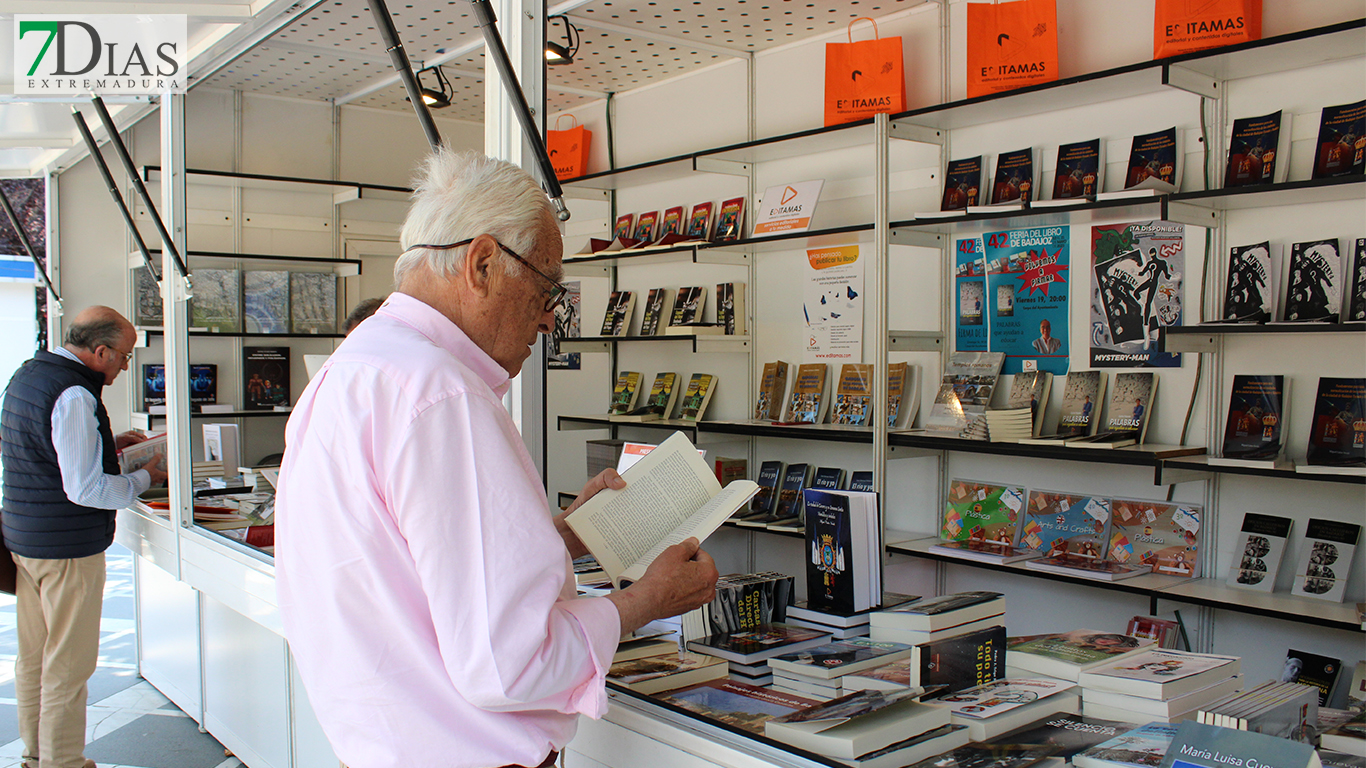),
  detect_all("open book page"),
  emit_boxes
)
[566,431,757,587]
[618,481,758,585]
